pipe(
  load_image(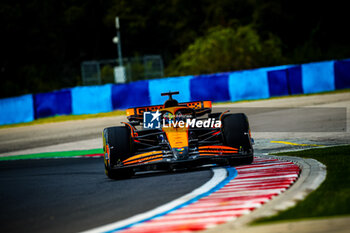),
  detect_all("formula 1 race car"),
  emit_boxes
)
[103,91,253,179]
